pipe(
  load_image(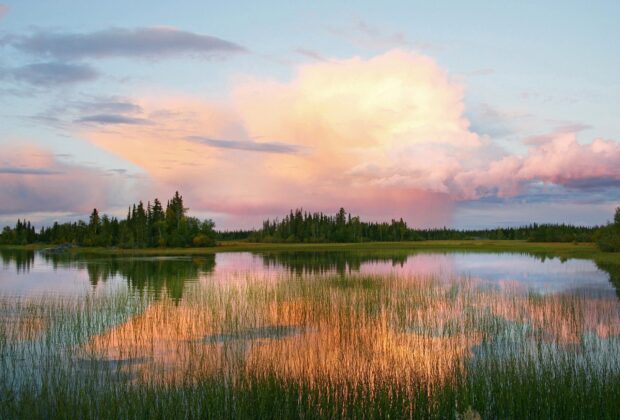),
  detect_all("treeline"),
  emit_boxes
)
[415,224,597,242]
[249,208,414,243]
[0,192,216,248]
[248,208,609,245]
[1,197,619,252]
[216,230,254,241]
